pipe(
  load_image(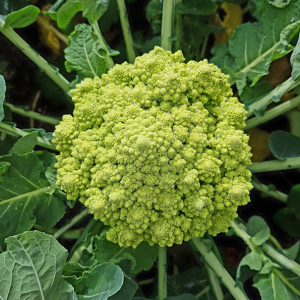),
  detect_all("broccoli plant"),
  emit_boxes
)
[1,0,300,300]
